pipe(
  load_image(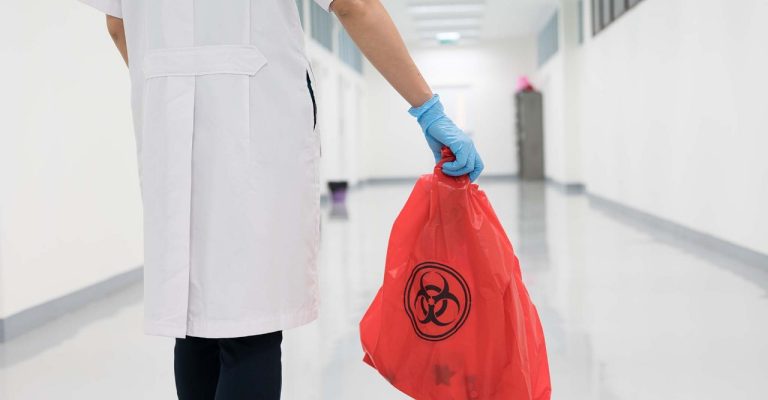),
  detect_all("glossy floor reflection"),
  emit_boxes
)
[2,180,767,399]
